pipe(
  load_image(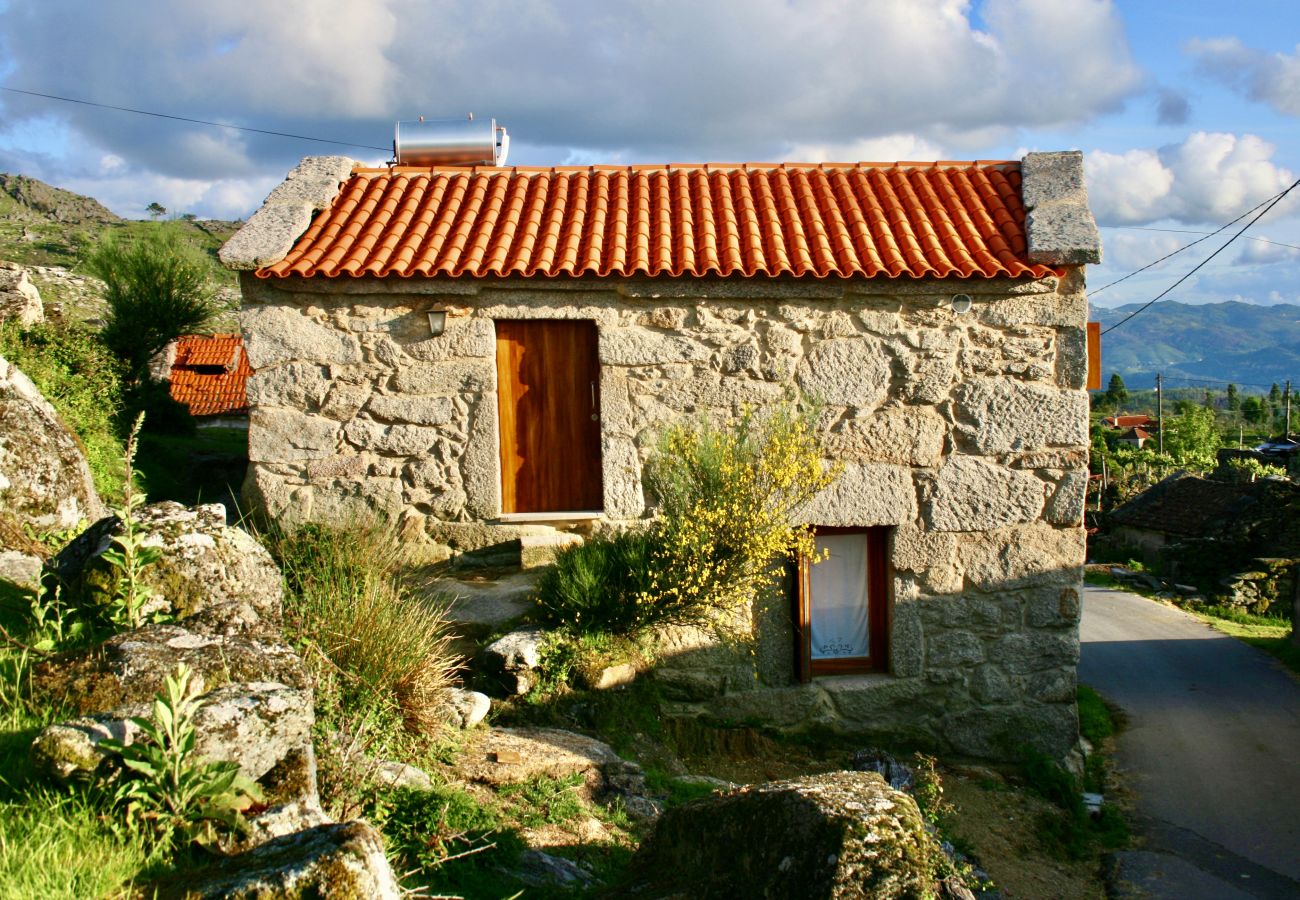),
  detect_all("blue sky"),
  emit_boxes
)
[0,0,1296,309]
